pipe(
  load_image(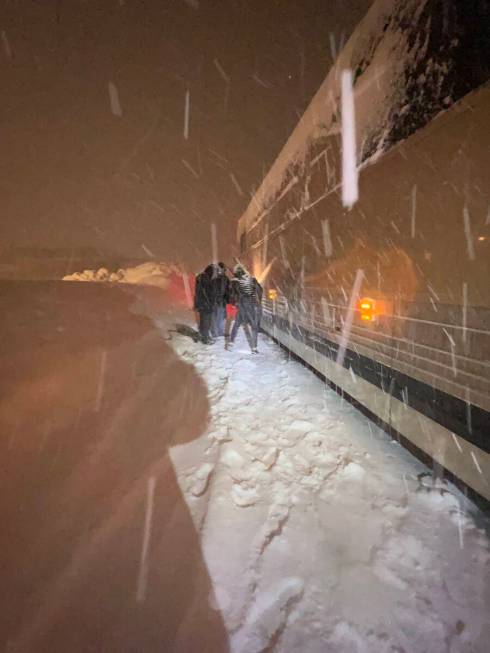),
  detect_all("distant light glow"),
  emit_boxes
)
[359,297,376,322]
